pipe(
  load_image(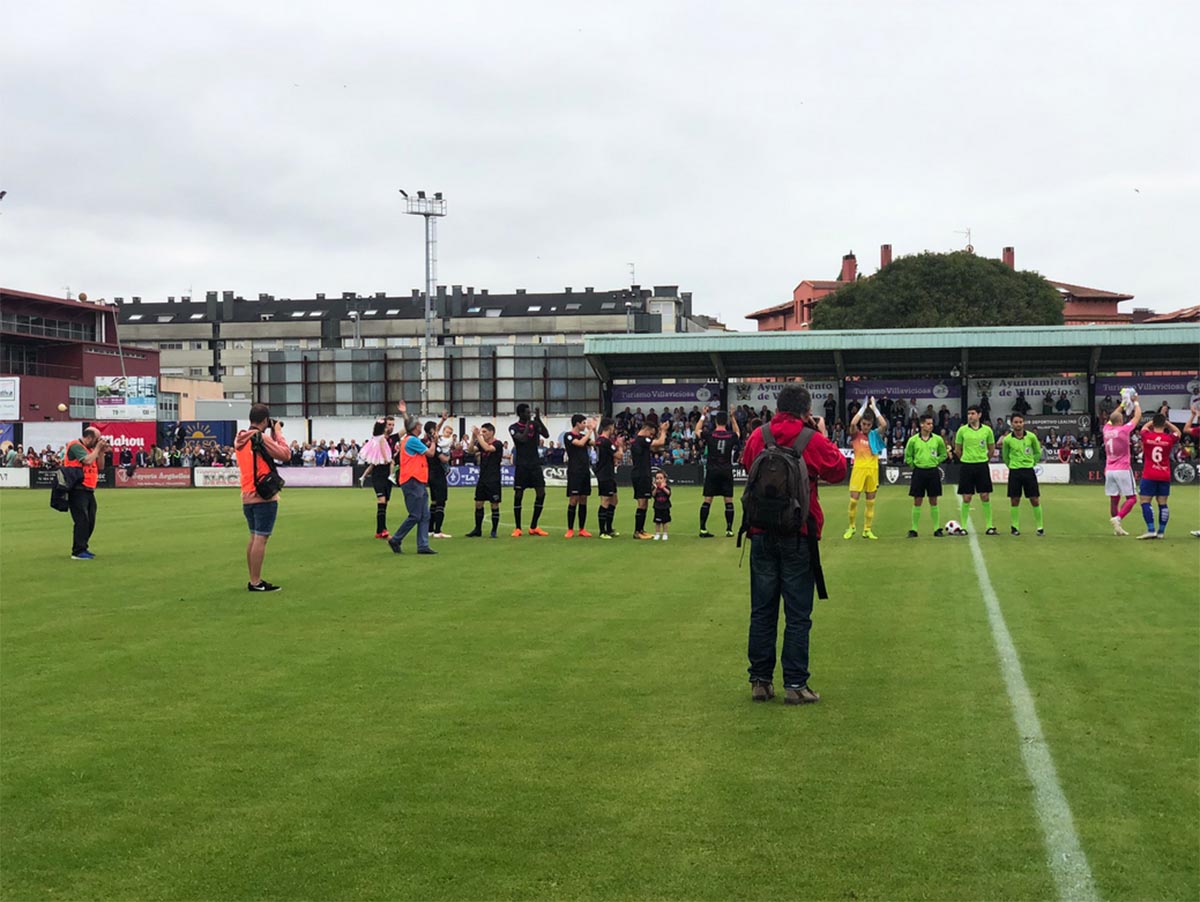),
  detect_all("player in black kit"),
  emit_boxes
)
[695,406,741,537]
[465,423,502,538]
[630,413,669,540]
[594,417,624,539]
[564,414,595,538]
[508,403,550,537]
